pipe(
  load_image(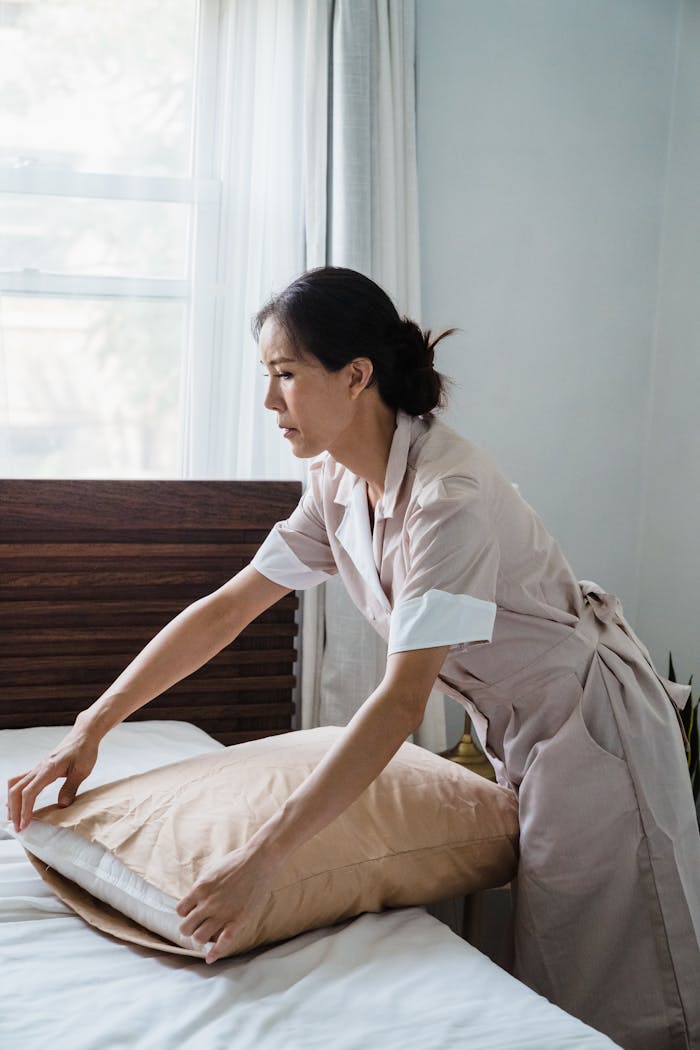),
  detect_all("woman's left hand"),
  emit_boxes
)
[176,845,276,964]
